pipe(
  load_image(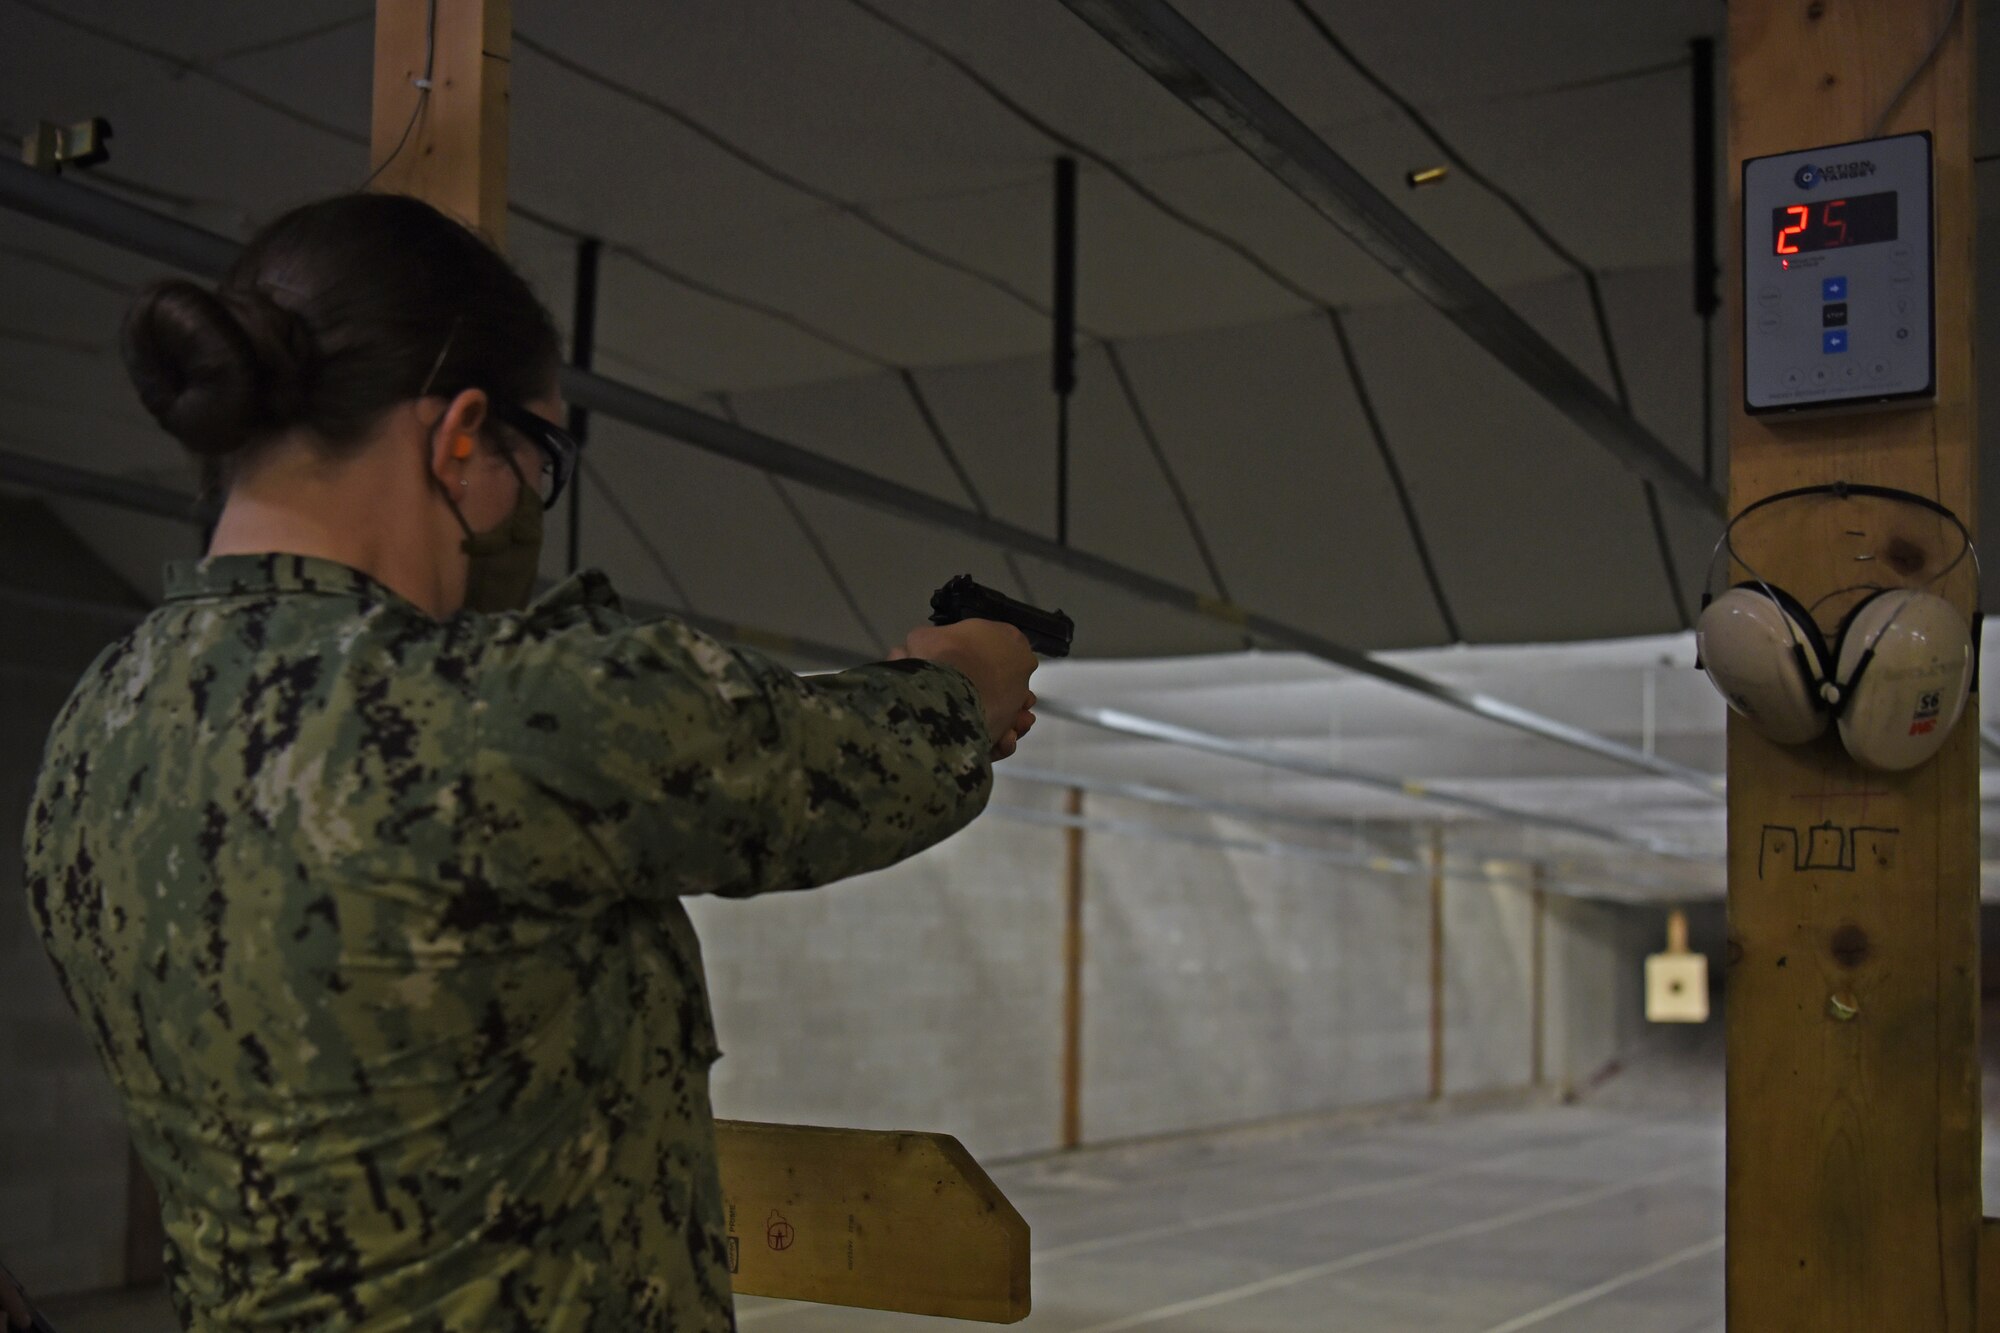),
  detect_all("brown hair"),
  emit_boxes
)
[121,193,560,478]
